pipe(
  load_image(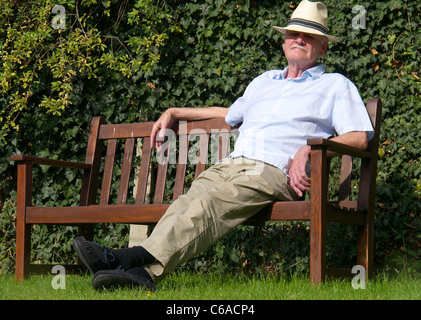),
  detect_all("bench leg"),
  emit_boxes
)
[310,218,326,284]
[309,148,328,284]
[15,162,33,281]
[15,221,31,281]
[357,218,374,280]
